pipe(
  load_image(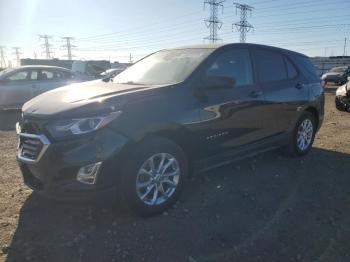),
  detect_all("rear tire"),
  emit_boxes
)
[119,137,188,216]
[285,111,317,157]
